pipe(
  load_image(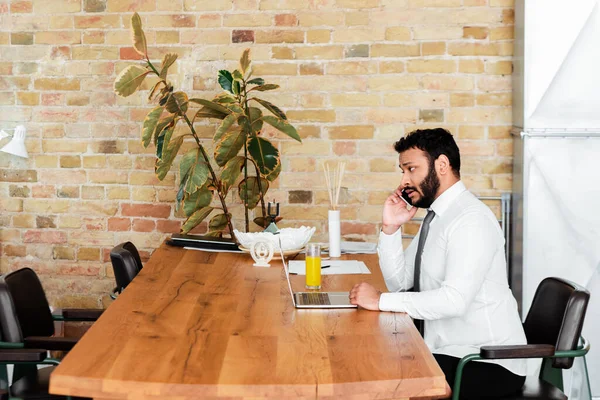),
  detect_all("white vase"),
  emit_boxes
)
[328,210,341,258]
